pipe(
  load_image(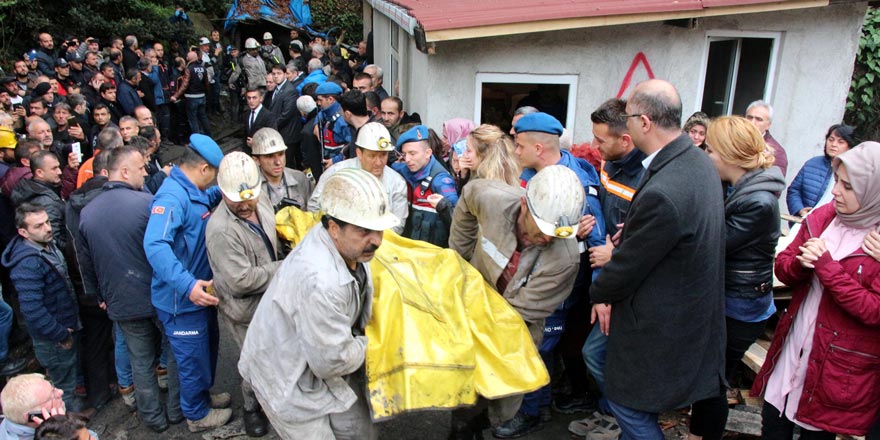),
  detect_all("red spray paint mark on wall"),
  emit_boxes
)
[616,52,656,99]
